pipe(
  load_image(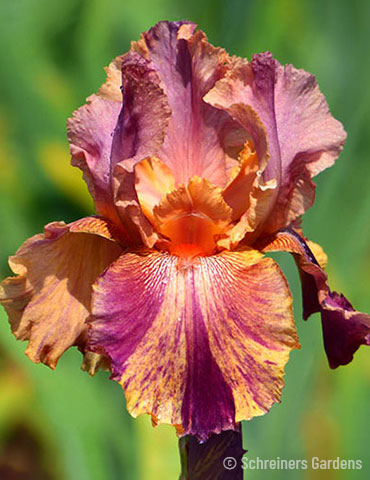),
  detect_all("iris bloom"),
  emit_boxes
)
[1,21,369,441]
